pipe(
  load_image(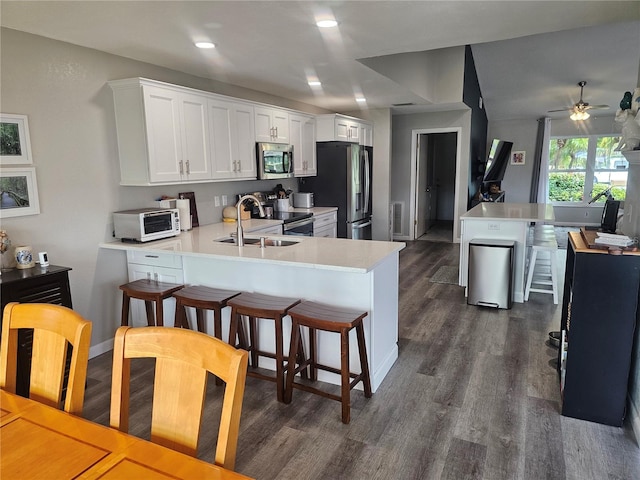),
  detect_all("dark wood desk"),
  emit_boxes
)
[0,390,252,479]
[0,265,73,396]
